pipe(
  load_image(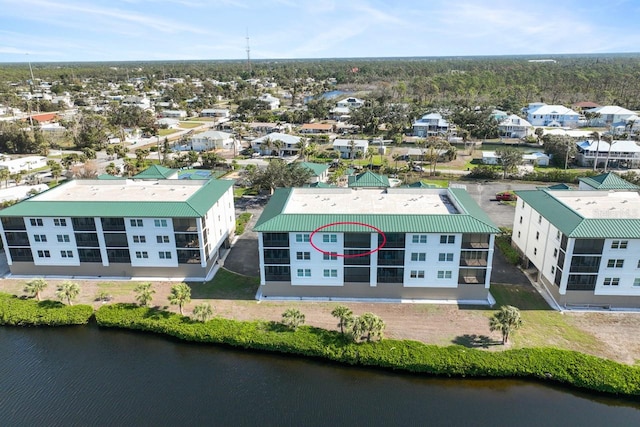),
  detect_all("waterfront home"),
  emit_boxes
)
[254,186,498,302]
[252,133,302,157]
[575,139,640,169]
[498,114,534,138]
[412,113,451,137]
[526,104,580,128]
[0,177,235,280]
[332,139,369,159]
[187,131,236,151]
